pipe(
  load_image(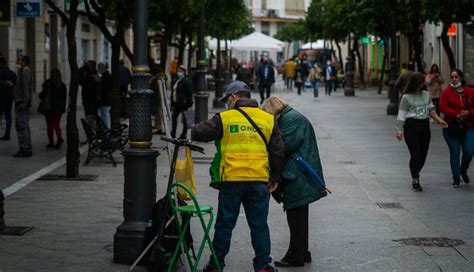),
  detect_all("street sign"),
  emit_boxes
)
[361,37,370,44]
[0,0,11,26]
[16,1,41,17]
